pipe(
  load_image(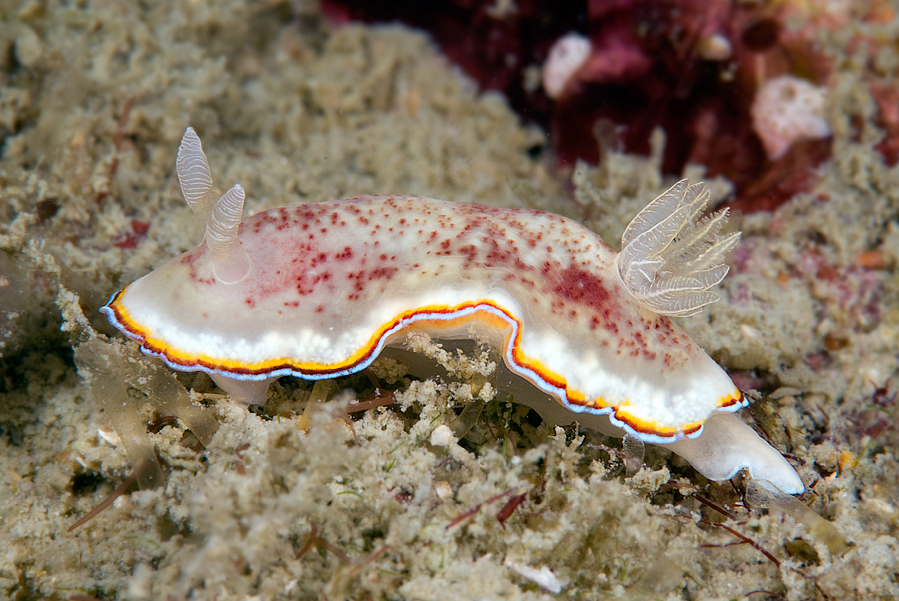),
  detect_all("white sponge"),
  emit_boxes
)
[751,76,831,160]
[542,33,591,99]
